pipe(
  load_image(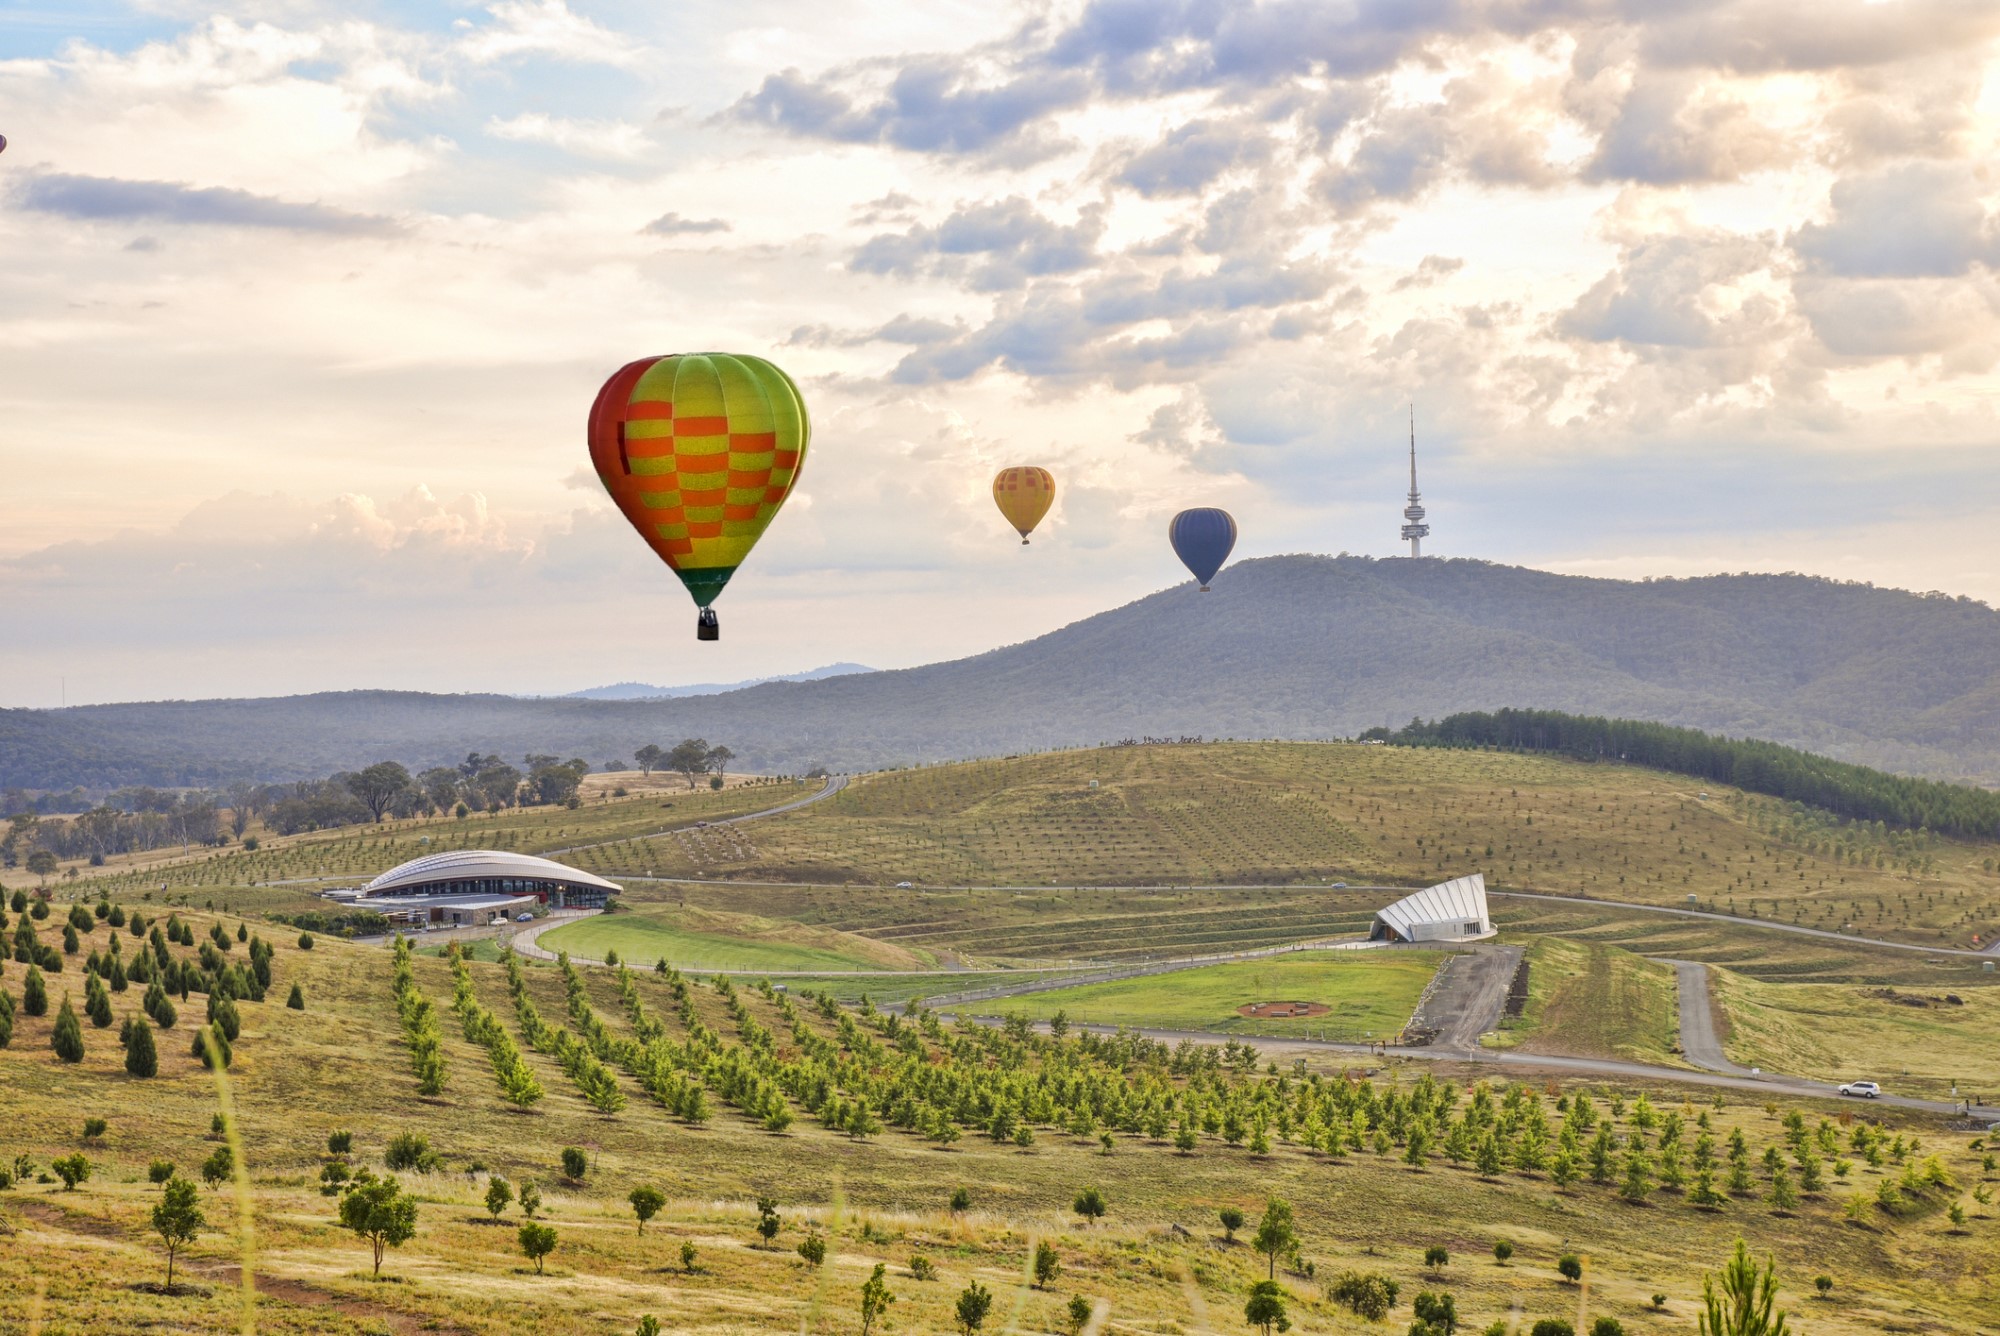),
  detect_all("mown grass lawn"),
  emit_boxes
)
[987,951,1440,1040]
[536,906,920,972]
